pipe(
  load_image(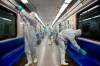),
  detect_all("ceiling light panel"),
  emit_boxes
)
[59,3,68,13]
[65,0,72,3]
[56,13,61,18]
[21,0,28,3]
